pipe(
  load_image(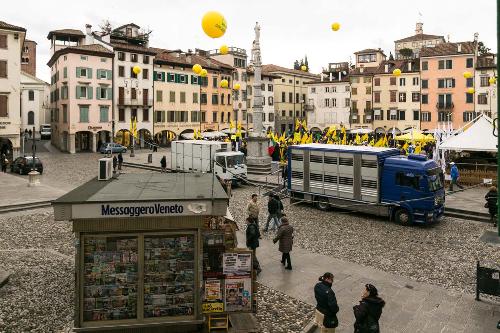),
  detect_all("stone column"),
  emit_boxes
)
[91,133,97,153]
[68,134,76,154]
